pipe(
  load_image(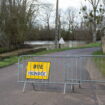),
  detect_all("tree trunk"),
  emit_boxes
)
[93,7,97,42]
[93,31,97,42]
